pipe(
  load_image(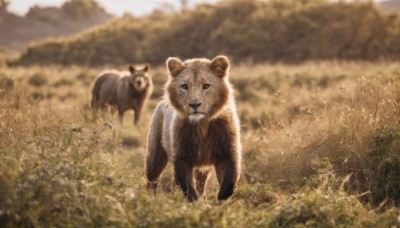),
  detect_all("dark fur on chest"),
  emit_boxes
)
[128,83,146,97]
[174,116,234,166]
[123,84,146,107]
